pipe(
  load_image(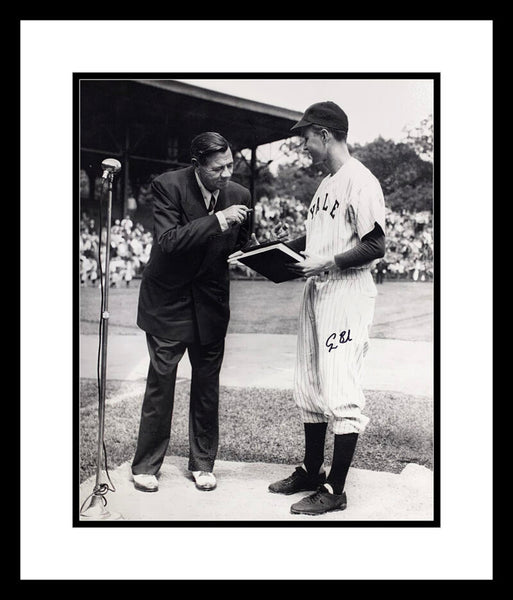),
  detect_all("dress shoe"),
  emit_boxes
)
[268,466,326,495]
[191,471,217,491]
[133,473,158,492]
